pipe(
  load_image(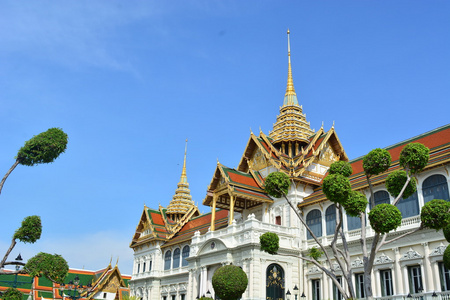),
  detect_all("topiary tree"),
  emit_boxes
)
[212,265,248,300]
[0,128,68,195]
[420,199,450,230]
[260,232,279,255]
[0,128,69,282]
[264,172,290,198]
[2,287,23,300]
[25,252,68,283]
[368,204,402,234]
[260,143,431,300]
[329,161,353,177]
